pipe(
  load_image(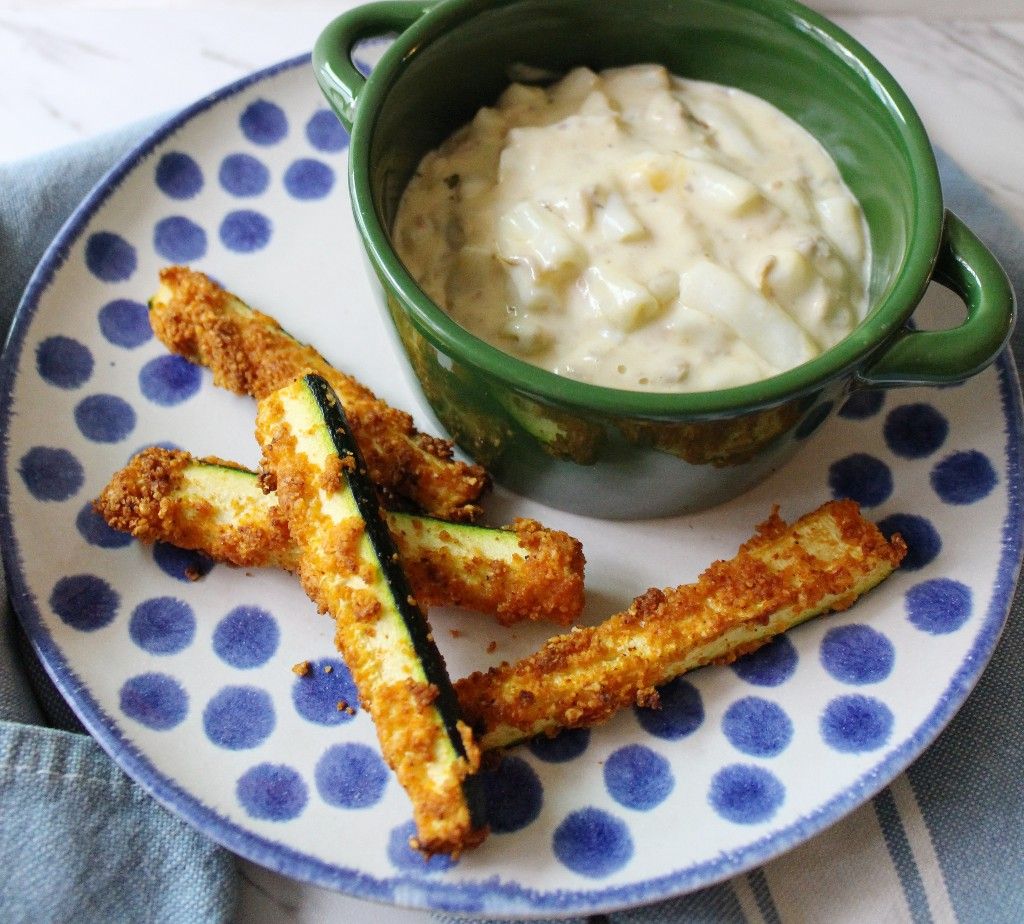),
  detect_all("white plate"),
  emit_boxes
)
[1,55,1020,917]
